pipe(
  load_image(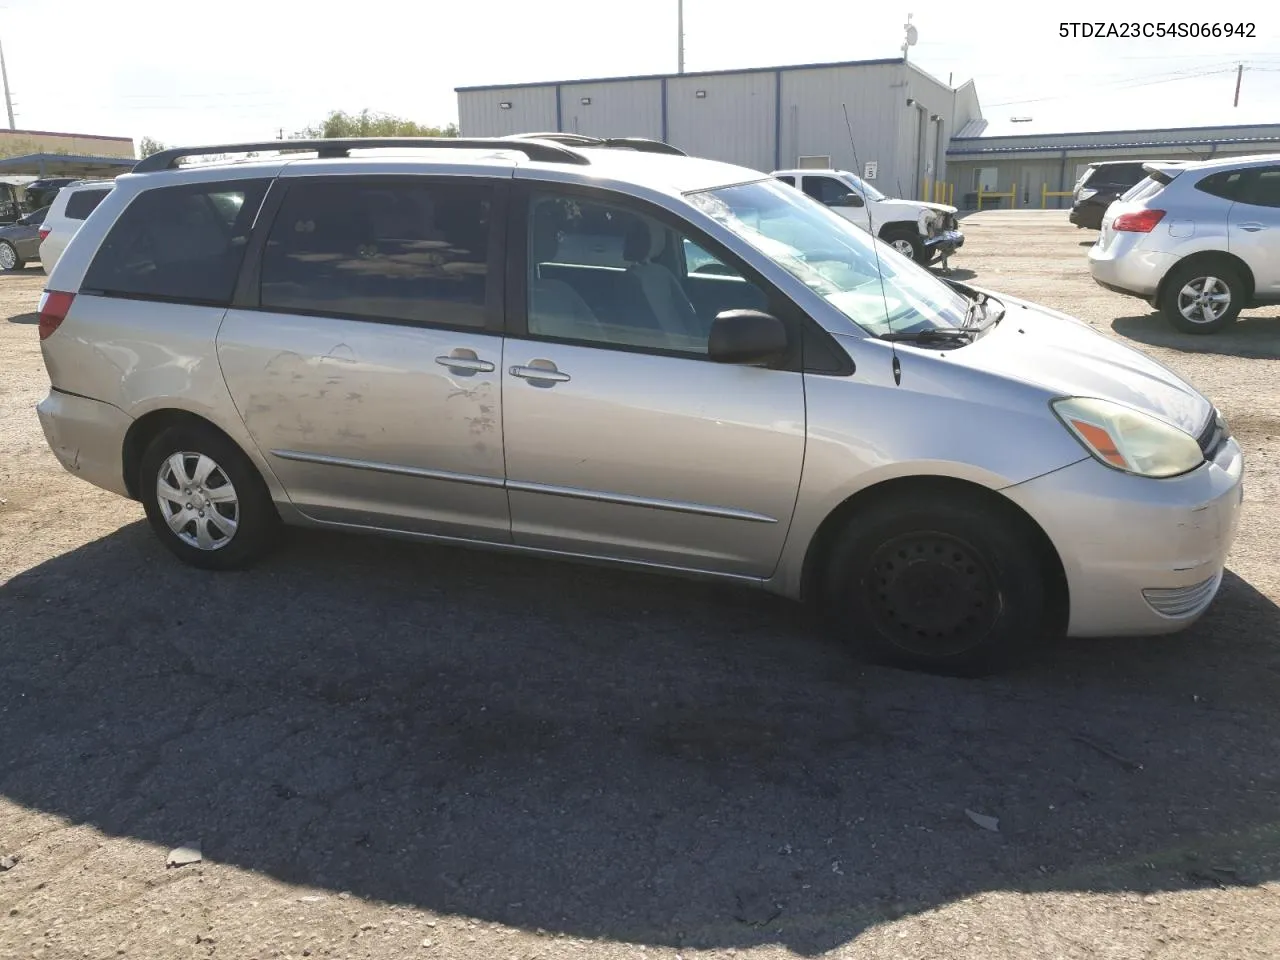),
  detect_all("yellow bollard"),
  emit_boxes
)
[977,183,984,209]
